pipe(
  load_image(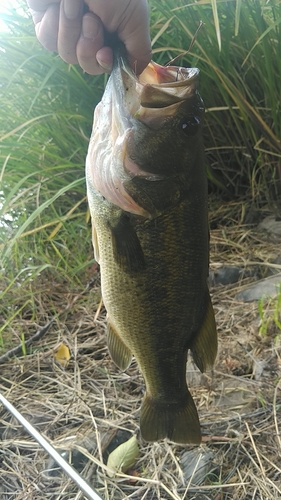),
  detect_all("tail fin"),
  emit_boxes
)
[140,391,201,444]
